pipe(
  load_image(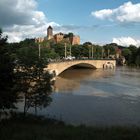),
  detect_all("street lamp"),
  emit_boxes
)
[89,48,91,59]
[38,44,41,59]
[108,49,110,59]
[70,45,72,57]
[91,45,93,59]
[88,45,92,59]
[64,43,67,58]
[36,38,41,59]
[102,48,104,59]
